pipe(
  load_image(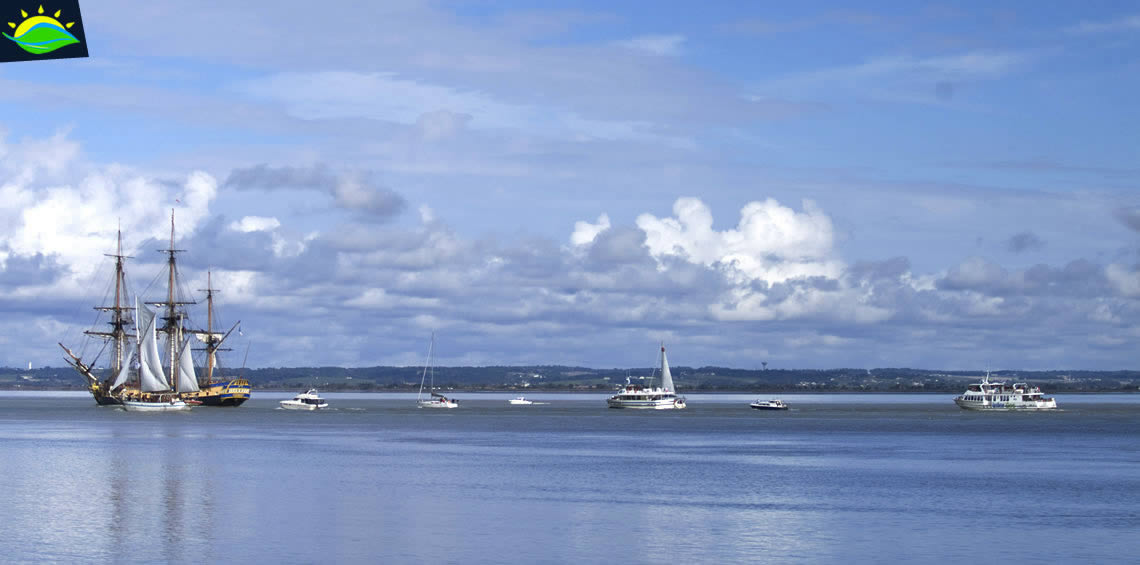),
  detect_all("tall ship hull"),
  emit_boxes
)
[181,379,251,406]
[92,385,123,406]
